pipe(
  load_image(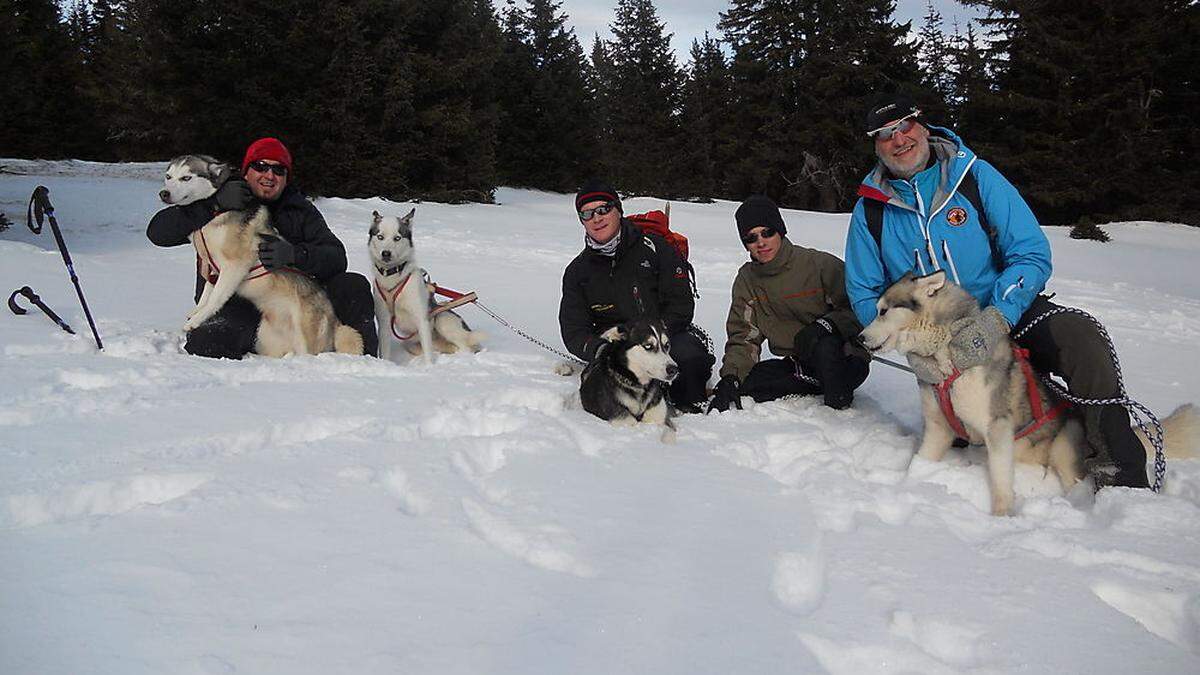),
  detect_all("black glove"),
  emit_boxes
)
[706,375,743,414]
[793,317,839,364]
[210,180,254,212]
[257,234,299,270]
